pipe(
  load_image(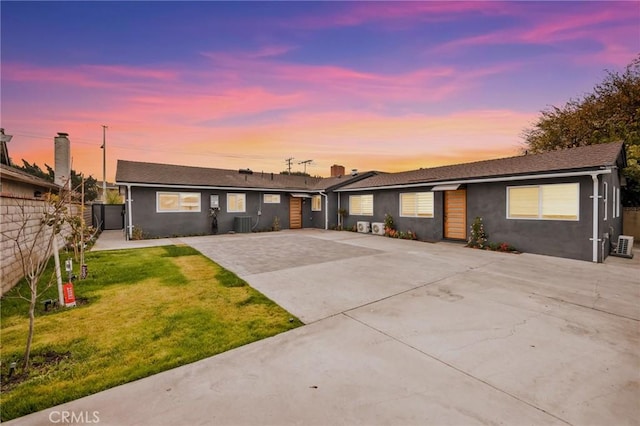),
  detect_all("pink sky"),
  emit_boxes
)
[1,1,638,181]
